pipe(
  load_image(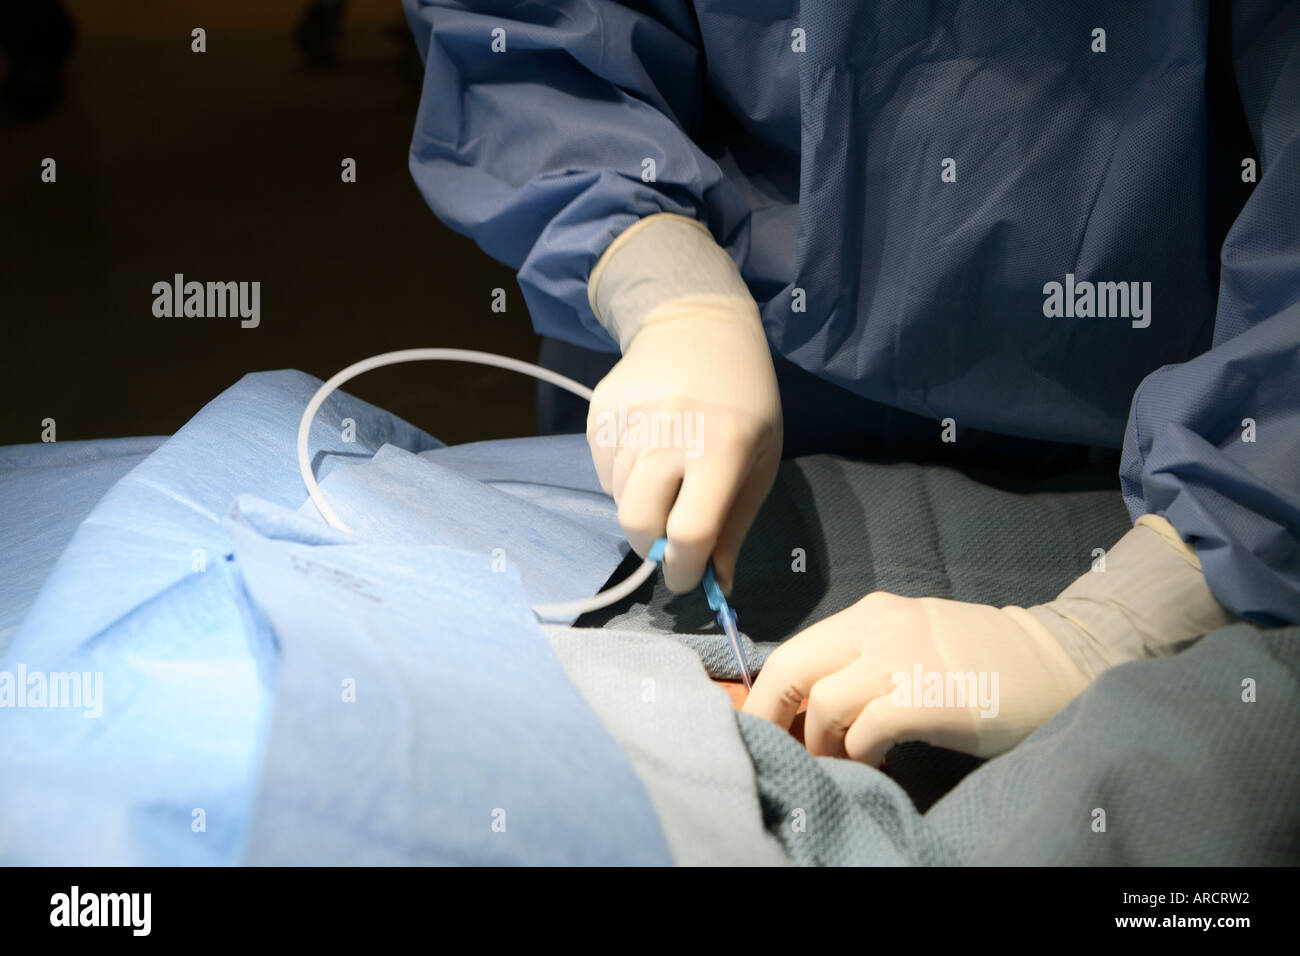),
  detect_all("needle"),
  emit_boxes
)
[716,602,752,689]
[702,565,752,688]
[647,538,753,687]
